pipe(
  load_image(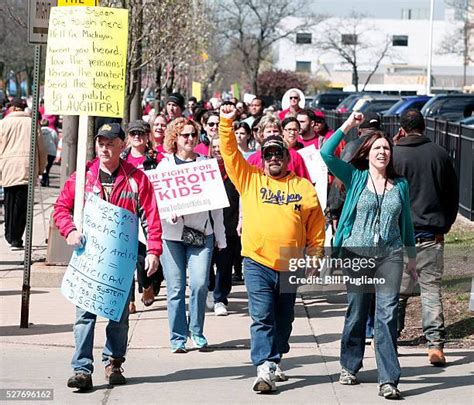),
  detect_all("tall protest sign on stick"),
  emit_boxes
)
[61,195,138,322]
[44,6,128,229]
[146,159,230,220]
